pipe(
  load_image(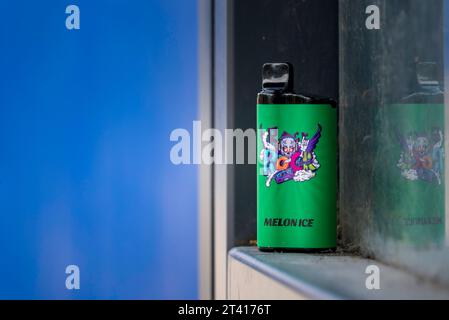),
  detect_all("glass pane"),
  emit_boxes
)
[340,0,449,283]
